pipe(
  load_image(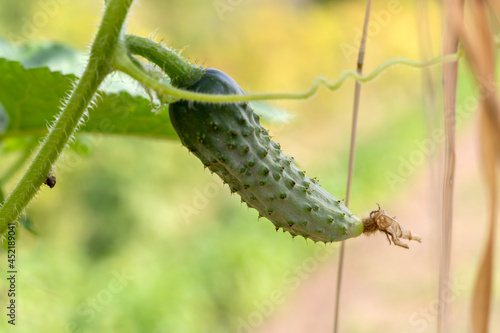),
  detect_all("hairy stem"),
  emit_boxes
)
[0,0,134,235]
[114,46,461,103]
[124,34,203,87]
